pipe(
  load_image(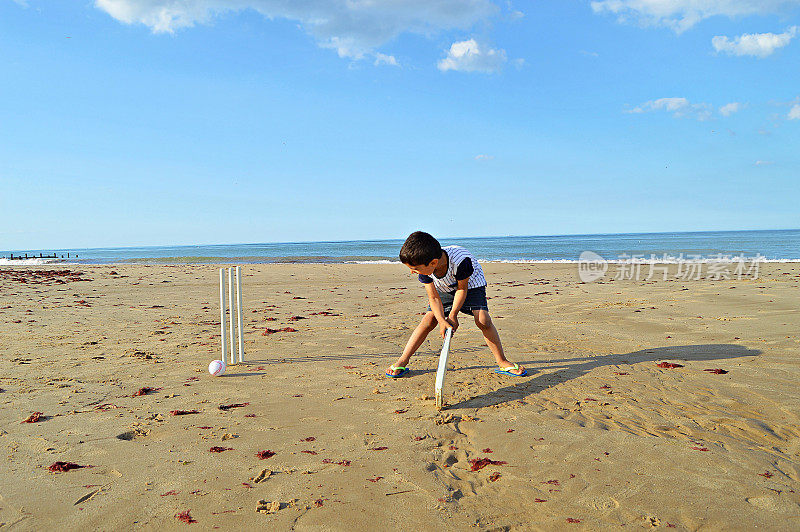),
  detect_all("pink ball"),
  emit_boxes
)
[208,360,225,376]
